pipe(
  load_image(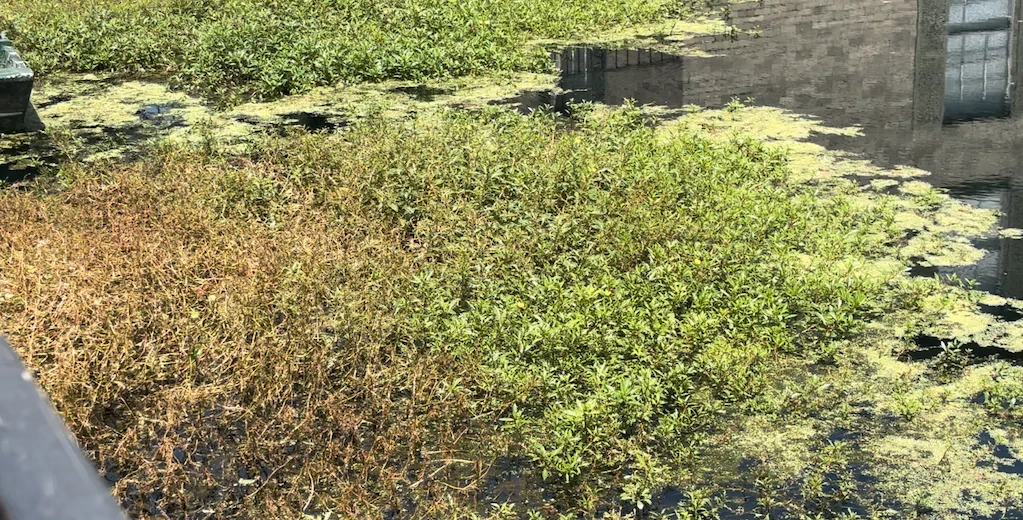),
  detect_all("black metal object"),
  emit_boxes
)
[0,33,34,133]
[0,337,127,520]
